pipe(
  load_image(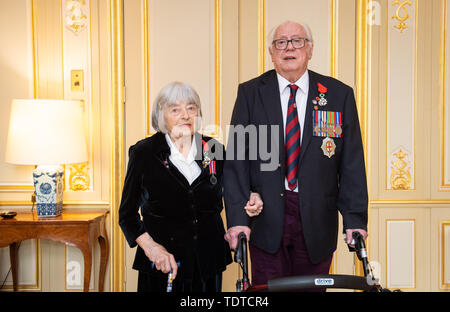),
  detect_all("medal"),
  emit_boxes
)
[321,137,336,158]
[314,125,320,136]
[208,160,217,185]
[202,139,217,185]
[317,82,328,107]
[202,157,210,168]
[318,94,328,106]
[202,139,211,168]
[335,124,342,136]
[327,125,334,137]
